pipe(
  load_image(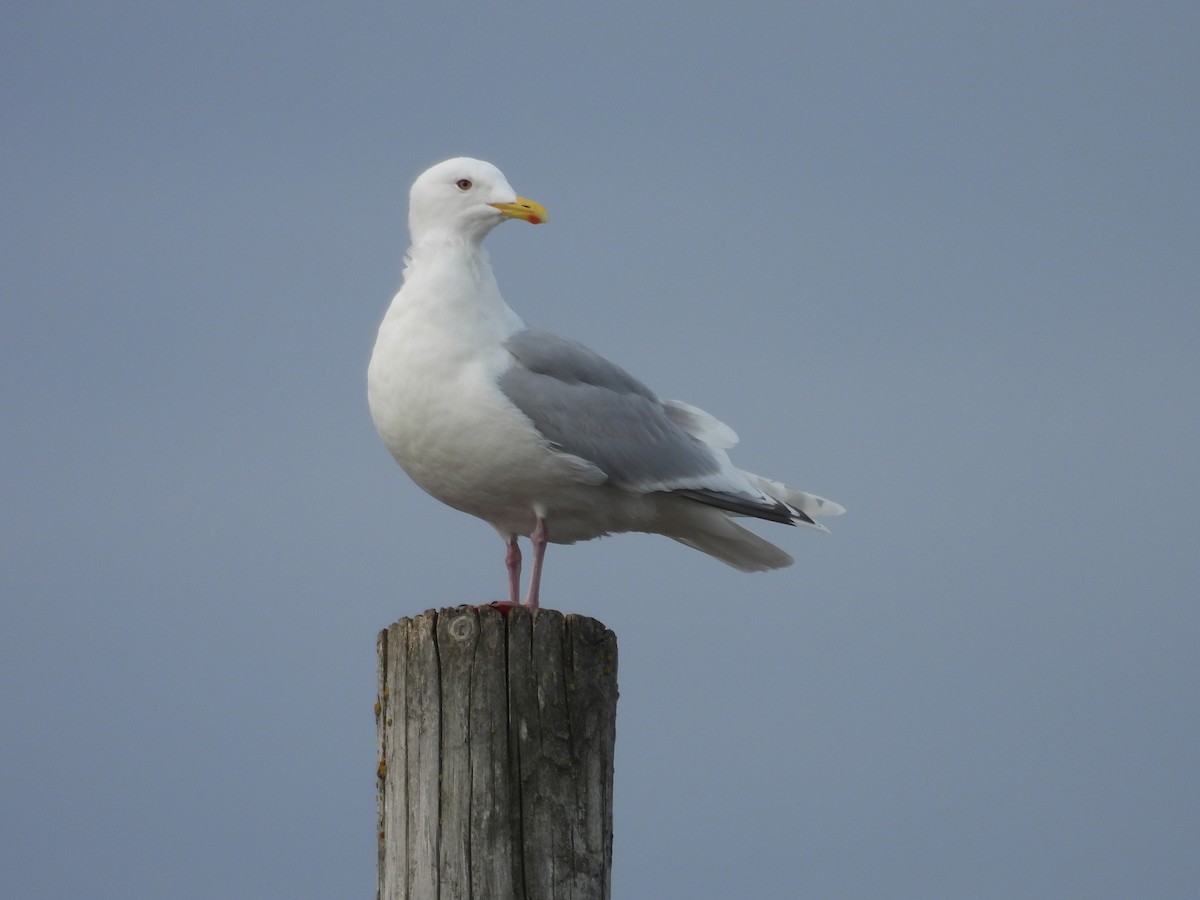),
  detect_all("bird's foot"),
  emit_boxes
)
[486,598,532,617]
